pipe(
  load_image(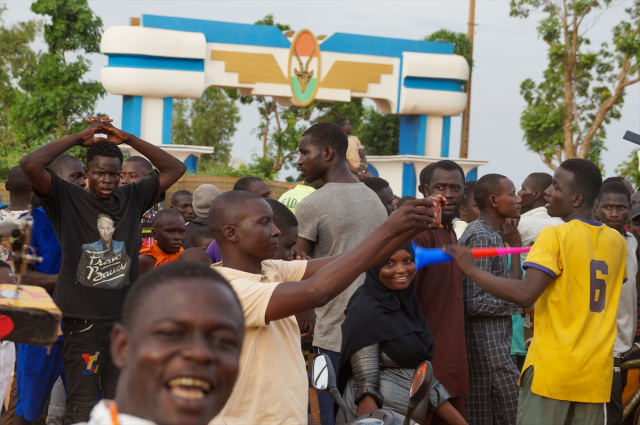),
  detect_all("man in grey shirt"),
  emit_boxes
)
[295,122,388,425]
